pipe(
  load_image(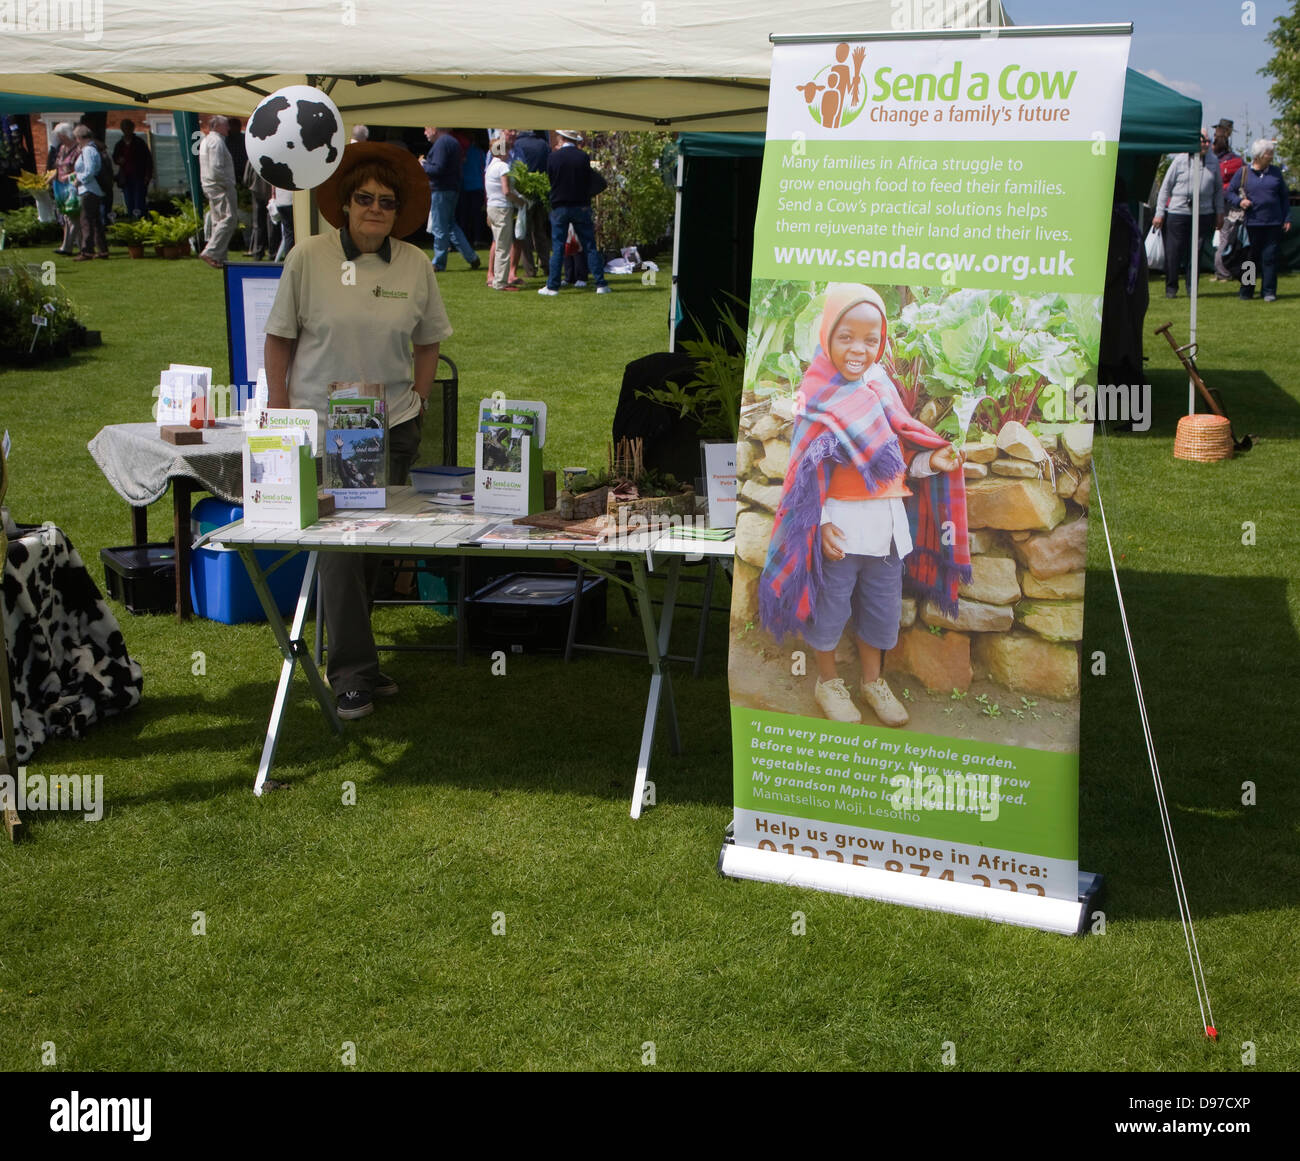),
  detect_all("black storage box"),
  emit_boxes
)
[466,572,606,653]
[100,543,177,615]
